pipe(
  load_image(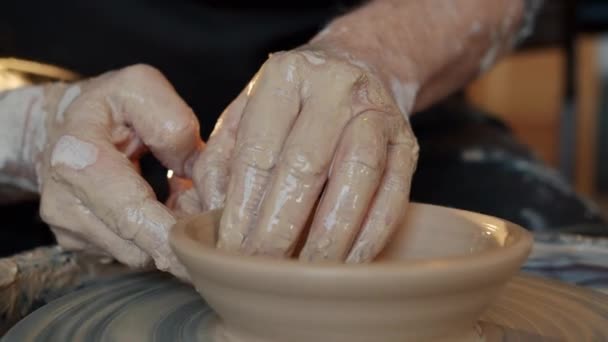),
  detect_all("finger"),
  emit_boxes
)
[217,63,301,251]
[171,188,201,218]
[111,125,147,160]
[166,175,201,218]
[240,88,353,257]
[52,226,114,258]
[346,124,419,263]
[40,181,87,248]
[50,226,88,251]
[55,220,150,267]
[299,111,388,262]
[76,211,150,267]
[76,64,203,177]
[41,181,150,266]
[49,134,179,273]
[167,173,193,196]
[193,88,248,211]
